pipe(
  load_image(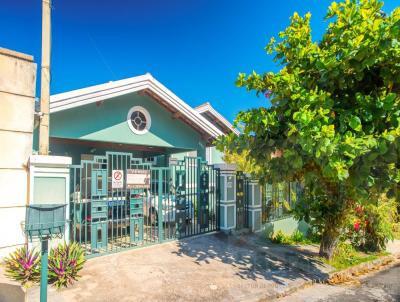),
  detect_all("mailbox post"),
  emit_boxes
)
[40,239,48,301]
